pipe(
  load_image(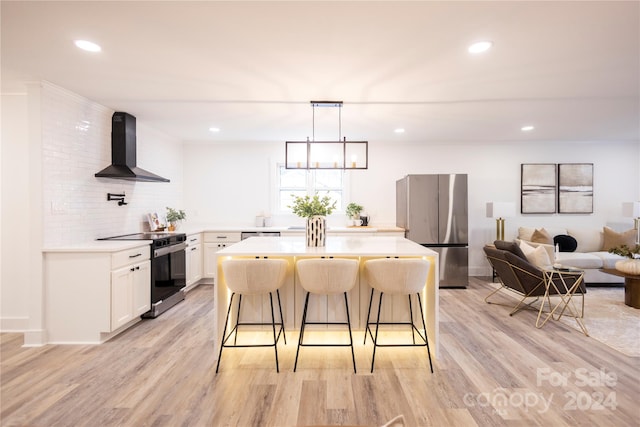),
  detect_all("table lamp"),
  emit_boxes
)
[622,201,640,244]
[486,202,516,241]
